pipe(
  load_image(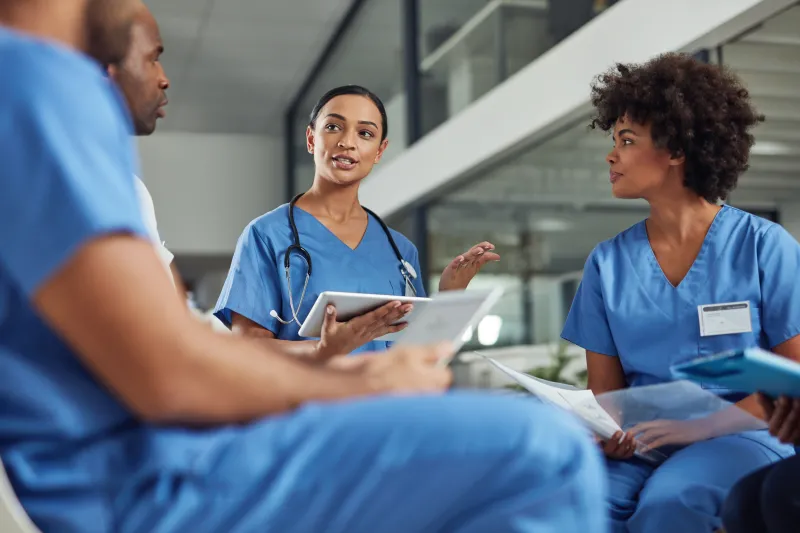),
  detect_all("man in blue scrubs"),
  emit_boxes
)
[0,1,608,531]
[561,53,797,533]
